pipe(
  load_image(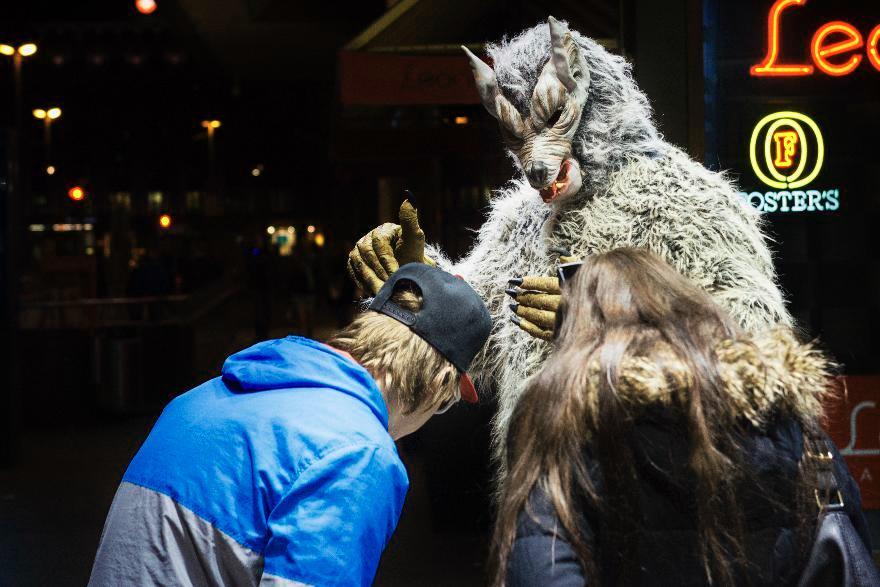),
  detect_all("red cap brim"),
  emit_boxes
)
[459,373,478,403]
